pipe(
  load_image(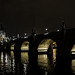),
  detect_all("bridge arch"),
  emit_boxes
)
[37,38,57,62]
[38,39,53,51]
[20,41,29,51]
[37,39,57,52]
[10,42,15,50]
